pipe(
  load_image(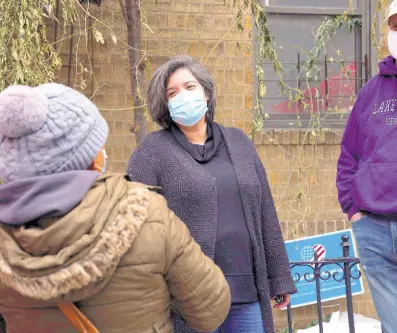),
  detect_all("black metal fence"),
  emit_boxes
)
[282,235,361,333]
